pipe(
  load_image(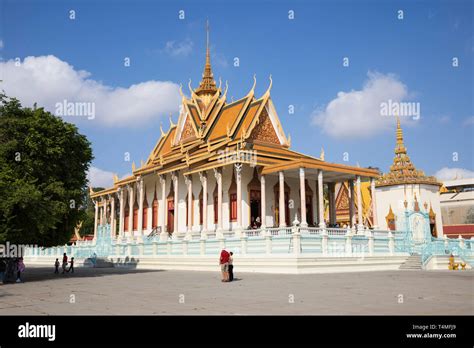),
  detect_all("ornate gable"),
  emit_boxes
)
[248,108,280,145]
[181,115,196,143]
[335,184,350,213]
